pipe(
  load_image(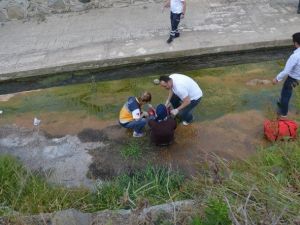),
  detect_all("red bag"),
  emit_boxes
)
[264,119,298,141]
